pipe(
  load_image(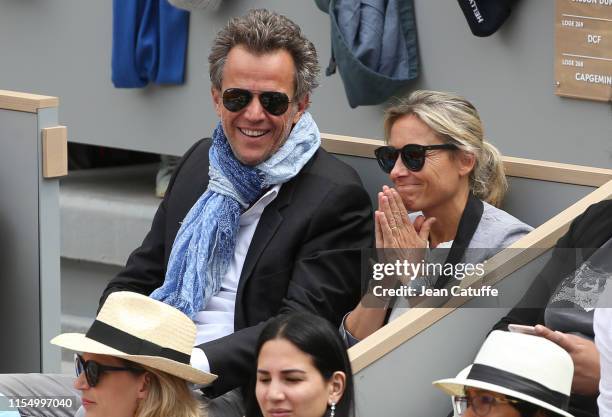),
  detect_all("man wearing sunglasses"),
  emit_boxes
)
[100,7,372,416]
[0,8,372,417]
